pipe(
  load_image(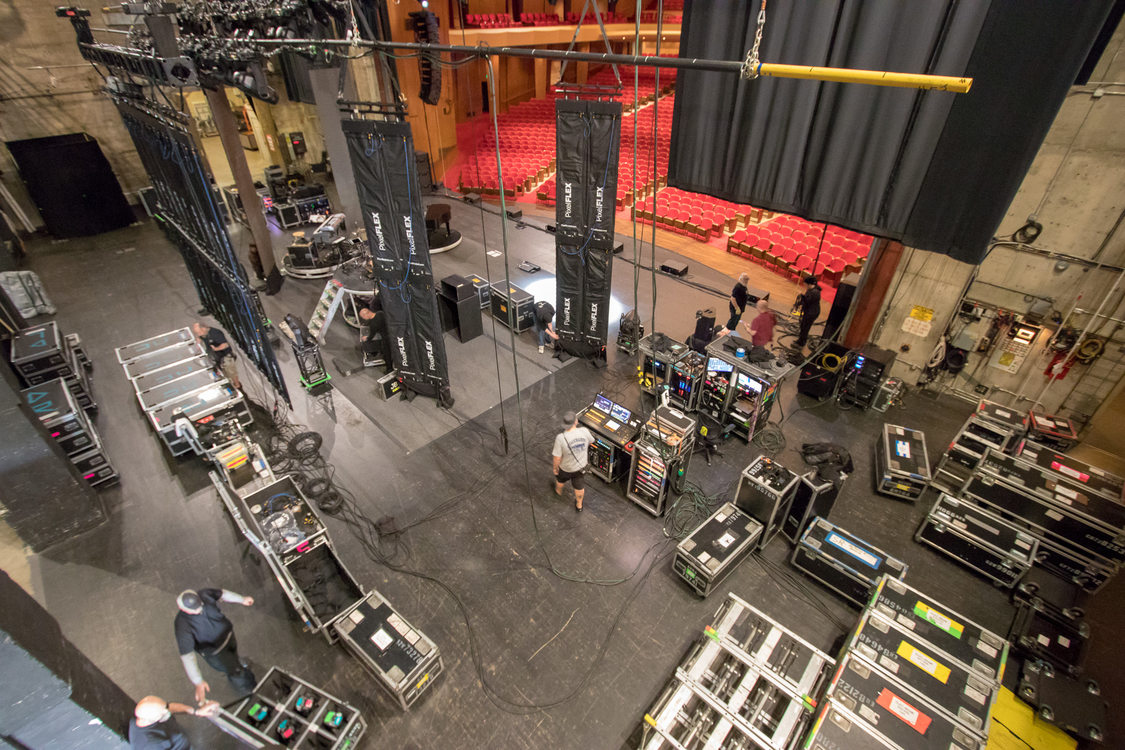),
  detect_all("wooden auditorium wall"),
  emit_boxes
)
[385,0,458,181]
